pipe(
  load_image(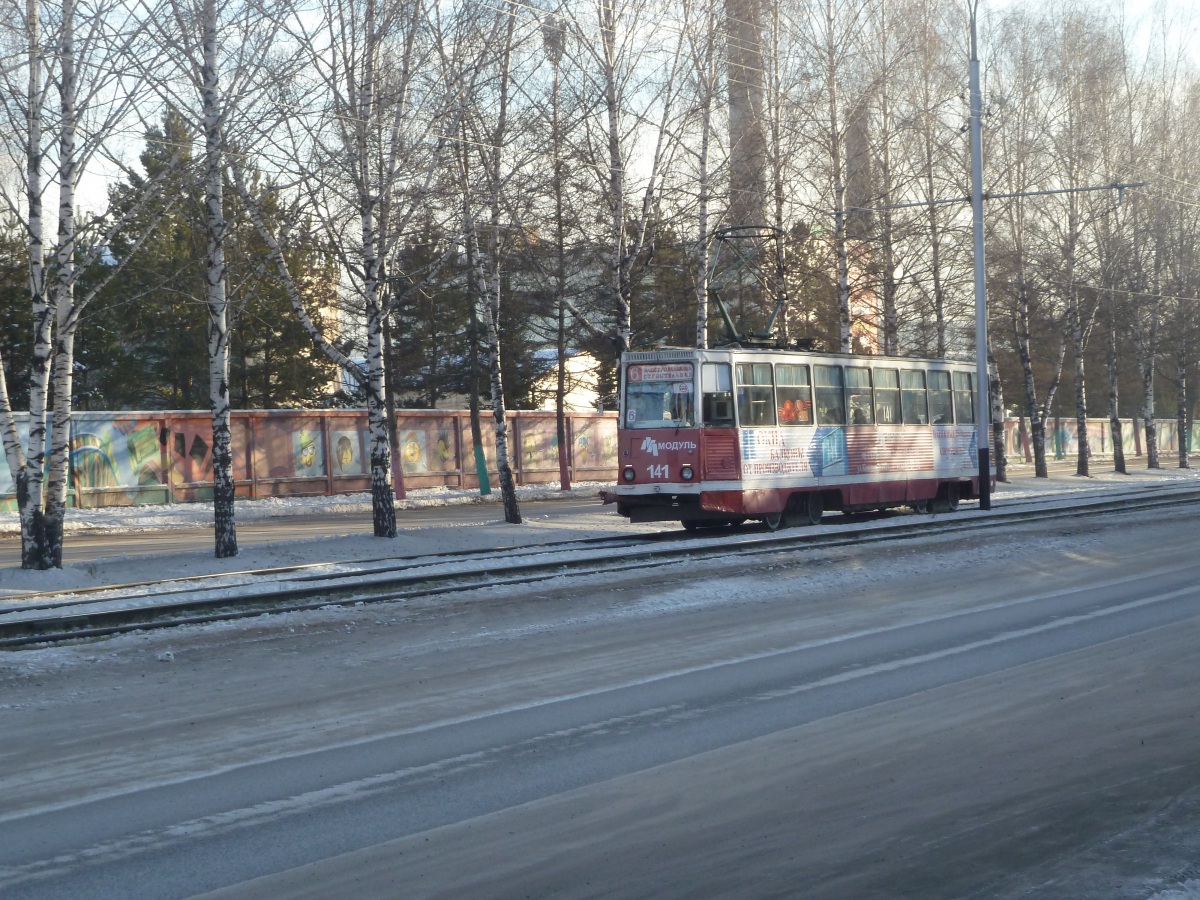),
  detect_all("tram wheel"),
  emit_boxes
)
[797,491,823,526]
[945,482,960,511]
[932,482,961,514]
[910,498,932,515]
[682,519,700,532]
[762,511,785,531]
